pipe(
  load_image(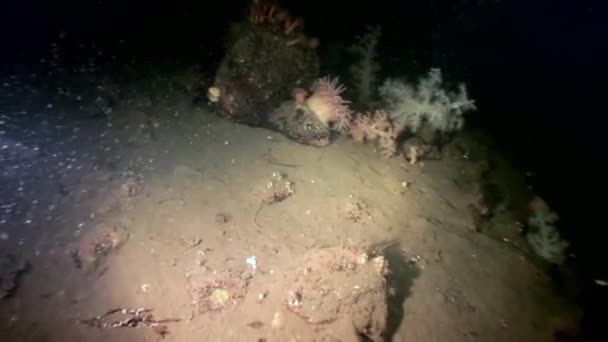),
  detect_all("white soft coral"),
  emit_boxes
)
[379,68,476,133]
[527,210,569,264]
